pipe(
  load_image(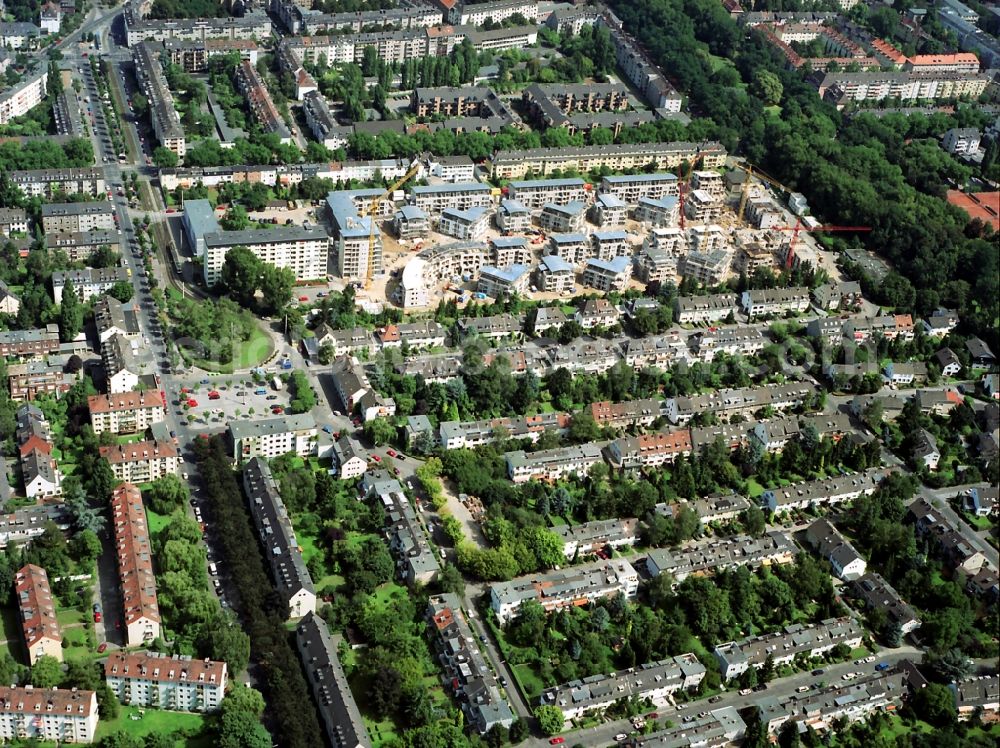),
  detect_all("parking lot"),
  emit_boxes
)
[167,376,312,429]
